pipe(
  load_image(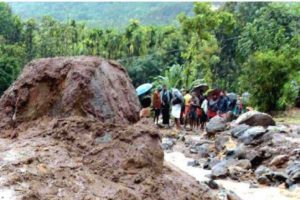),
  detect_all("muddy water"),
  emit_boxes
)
[165,151,300,200]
